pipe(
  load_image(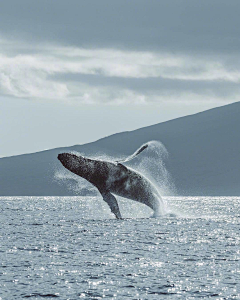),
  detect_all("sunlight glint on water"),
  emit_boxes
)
[0,196,239,299]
